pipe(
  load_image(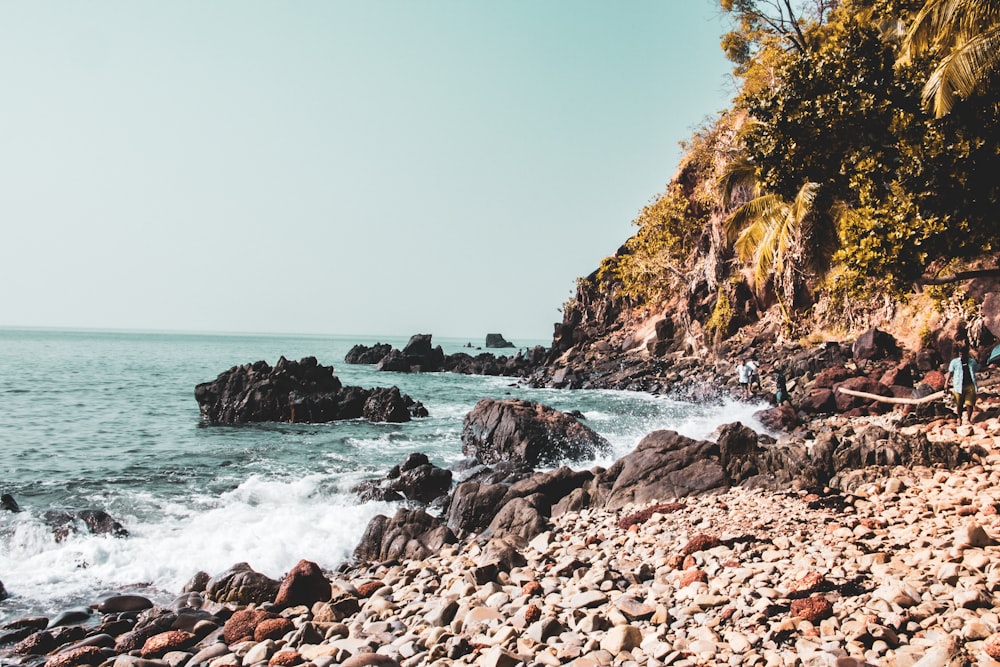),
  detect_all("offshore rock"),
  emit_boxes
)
[344,342,393,365]
[194,356,427,424]
[43,509,128,541]
[485,333,515,348]
[353,452,453,505]
[373,334,446,373]
[461,398,612,467]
